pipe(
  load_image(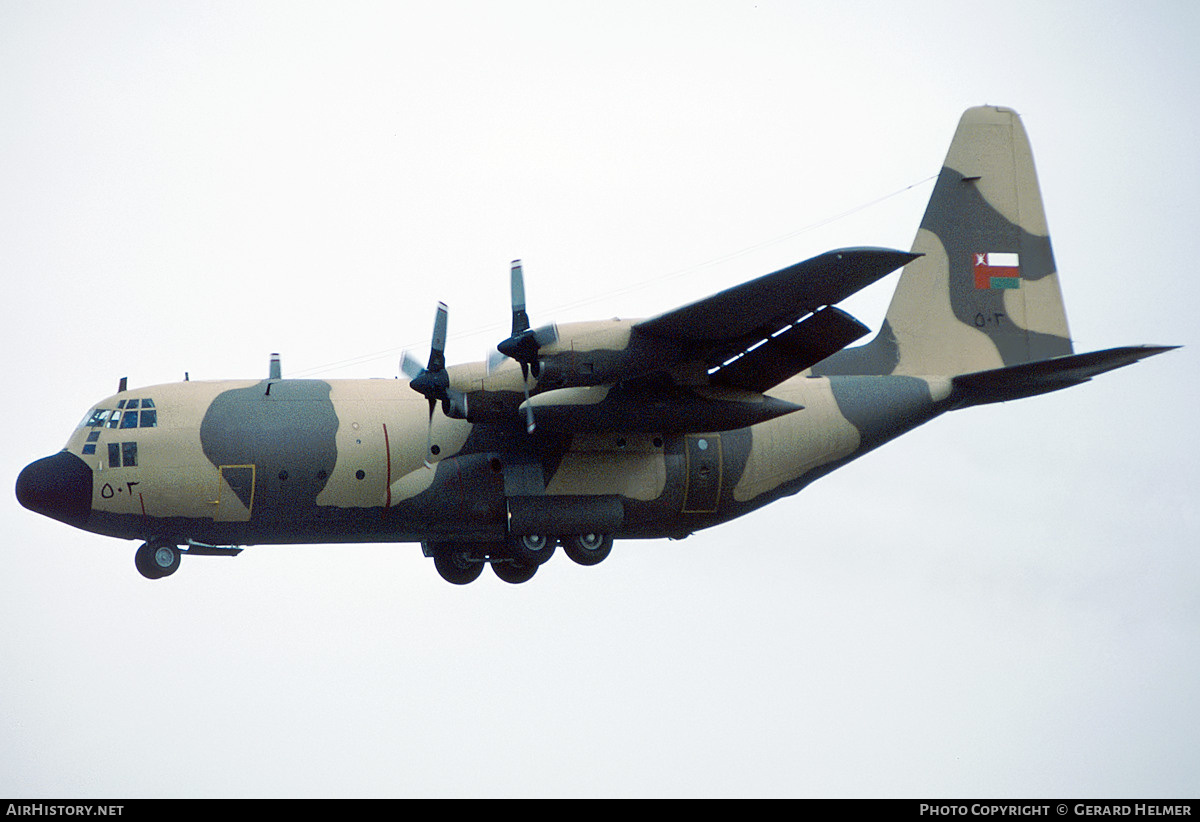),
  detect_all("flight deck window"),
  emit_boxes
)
[121,442,137,467]
[86,398,158,431]
[108,443,120,468]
